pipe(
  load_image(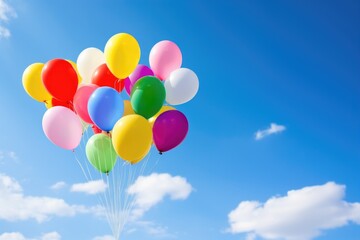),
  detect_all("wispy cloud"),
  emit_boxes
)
[127,173,193,220]
[0,0,16,38]
[131,221,176,238]
[92,235,115,240]
[50,181,67,190]
[0,231,61,240]
[8,151,17,160]
[228,182,360,240]
[0,150,18,164]
[71,180,107,195]
[0,173,100,222]
[255,123,286,140]
[0,25,10,38]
